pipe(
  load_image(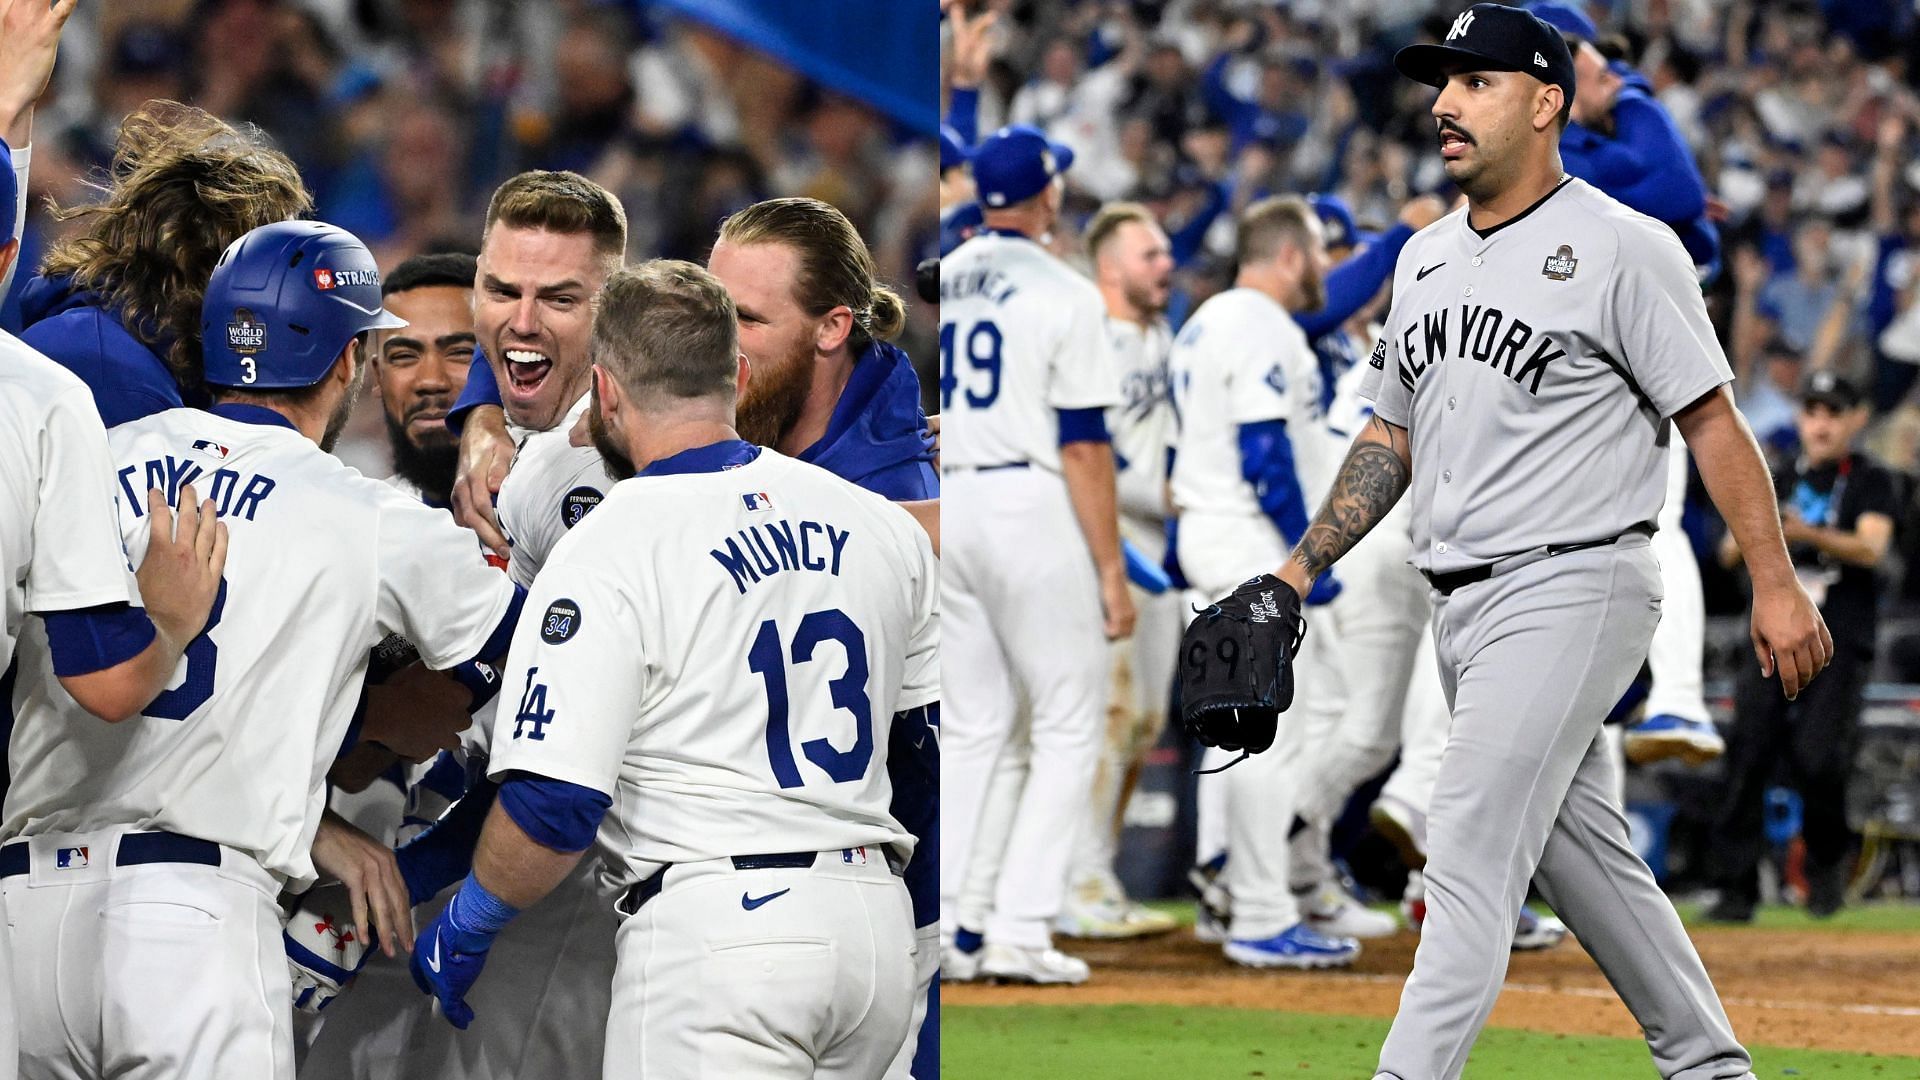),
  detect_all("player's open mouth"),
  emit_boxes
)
[1438,129,1471,159]
[504,349,553,397]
